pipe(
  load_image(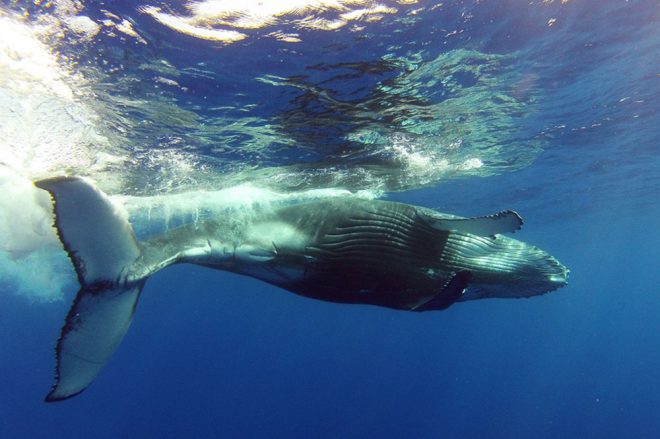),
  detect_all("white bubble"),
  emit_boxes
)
[0,168,75,302]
